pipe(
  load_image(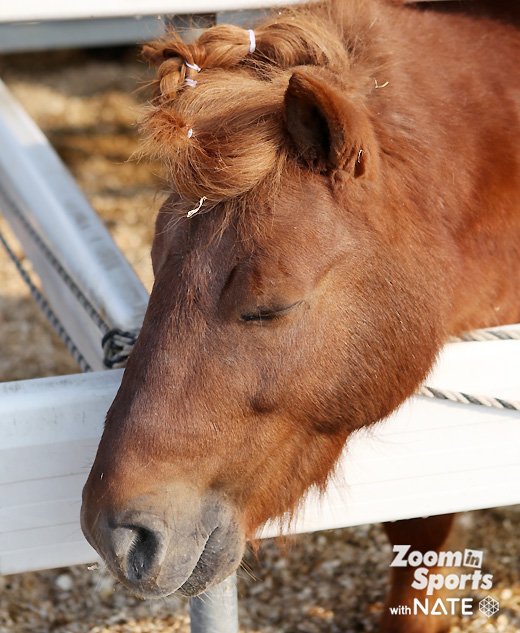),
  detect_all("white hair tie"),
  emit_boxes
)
[187,196,207,218]
[184,60,201,88]
[248,29,256,54]
[185,61,201,72]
